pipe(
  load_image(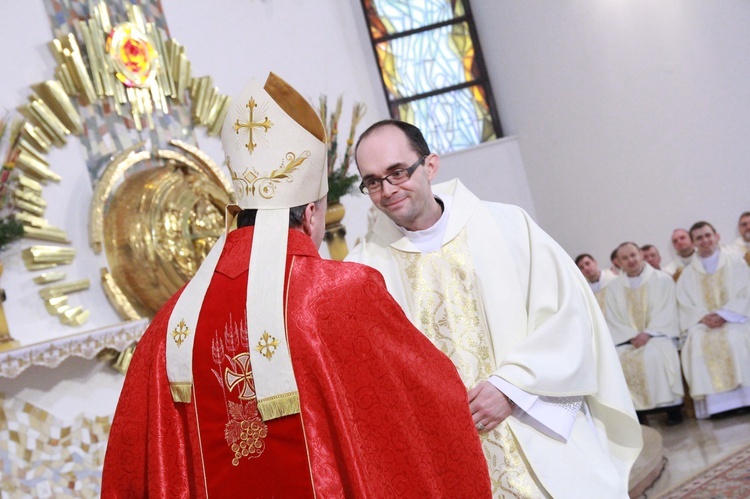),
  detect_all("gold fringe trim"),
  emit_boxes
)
[257,391,300,421]
[170,382,193,403]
